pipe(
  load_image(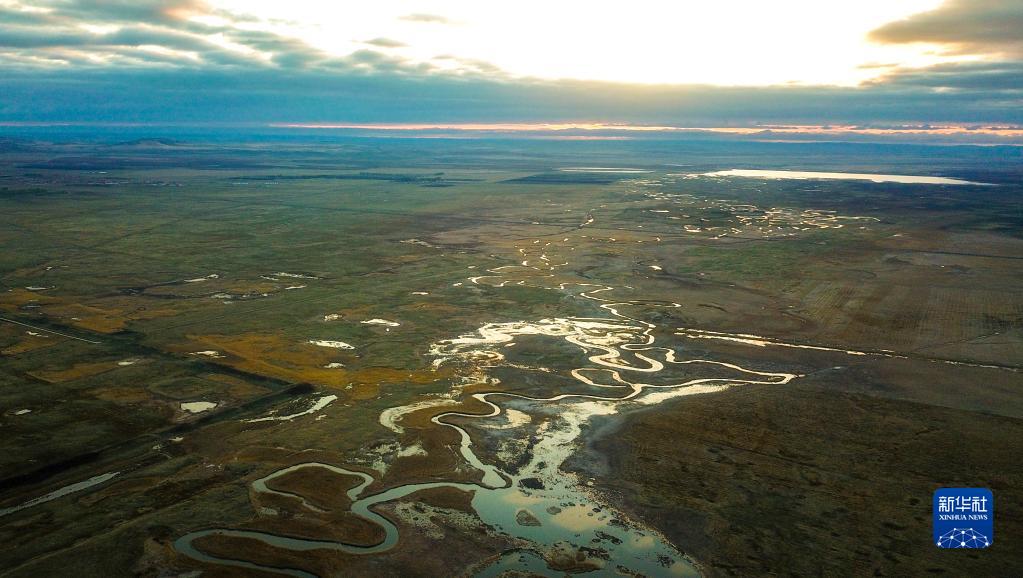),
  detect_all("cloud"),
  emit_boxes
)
[869,0,1023,56]
[45,0,213,27]
[0,0,434,73]
[867,1,1023,97]
[865,0,1022,116]
[0,1,1019,128]
[363,37,407,48]
[0,6,56,26]
[0,25,273,69]
[2,66,1020,127]
[871,60,1023,91]
[398,13,452,24]
[1,24,207,51]
[431,53,505,75]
